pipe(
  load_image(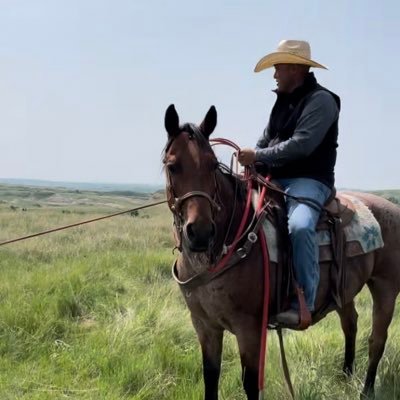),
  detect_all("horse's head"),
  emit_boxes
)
[163,104,220,253]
